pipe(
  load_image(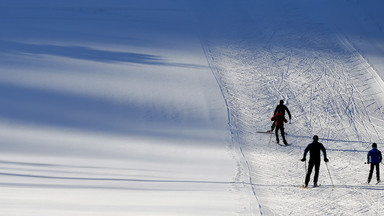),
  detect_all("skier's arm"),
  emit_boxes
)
[321,144,328,162]
[379,151,382,163]
[301,145,310,161]
[367,151,371,164]
[286,107,292,120]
